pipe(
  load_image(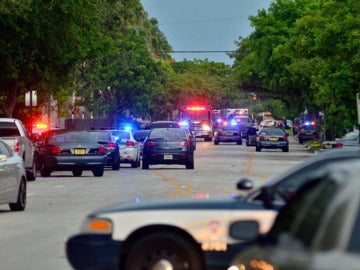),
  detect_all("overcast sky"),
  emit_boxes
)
[141,0,273,65]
